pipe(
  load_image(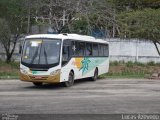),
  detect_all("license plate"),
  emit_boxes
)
[34,76,42,79]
